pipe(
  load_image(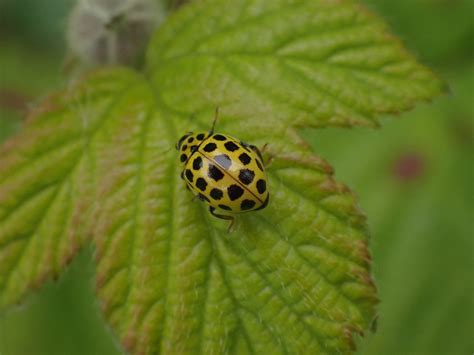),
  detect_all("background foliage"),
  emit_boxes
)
[0,0,472,354]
